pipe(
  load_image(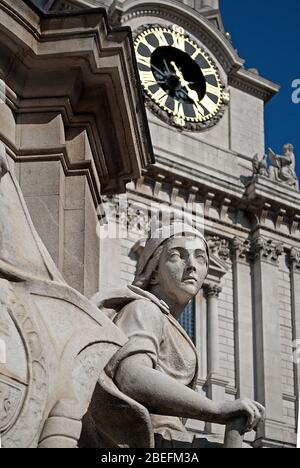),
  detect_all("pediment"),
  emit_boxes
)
[207,254,229,282]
